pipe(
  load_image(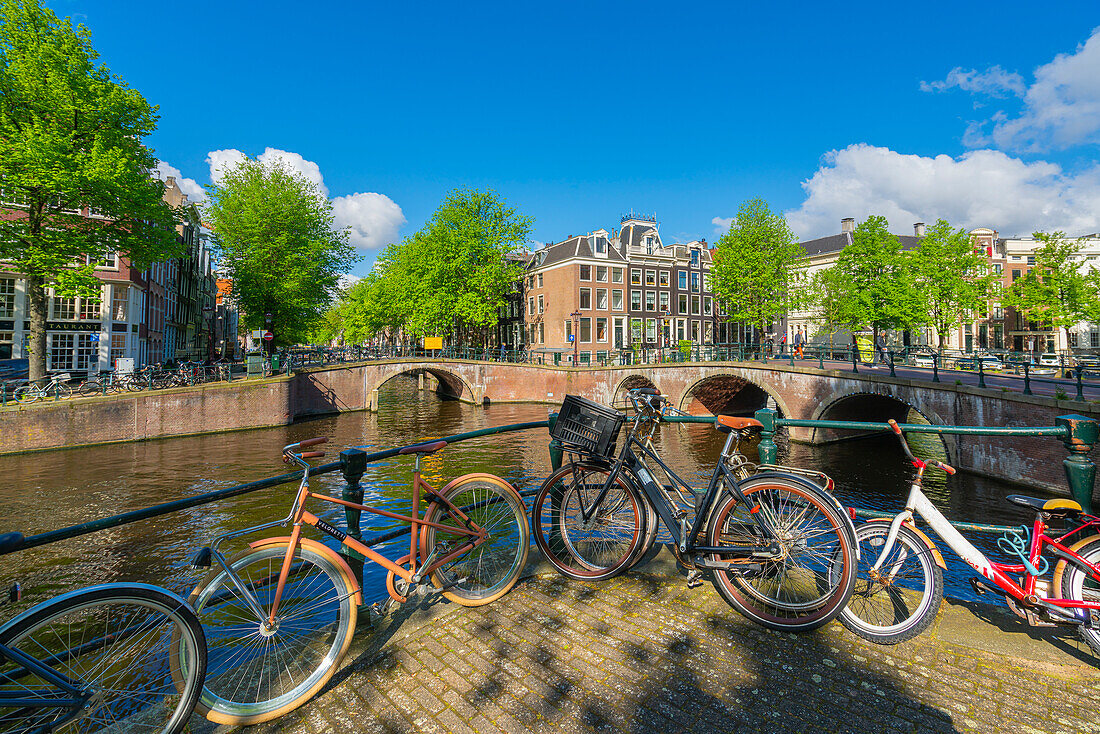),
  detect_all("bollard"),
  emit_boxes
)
[977,359,986,389]
[1023,362,1032,395]
[789,350,795,367]
[1076,365,1085,401]
[818,350,824,370]
[753,407,778,464]
[339,449,368,575]
[851,346,858,374]
[932,354,940,383]
[1056,415,1098,514]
